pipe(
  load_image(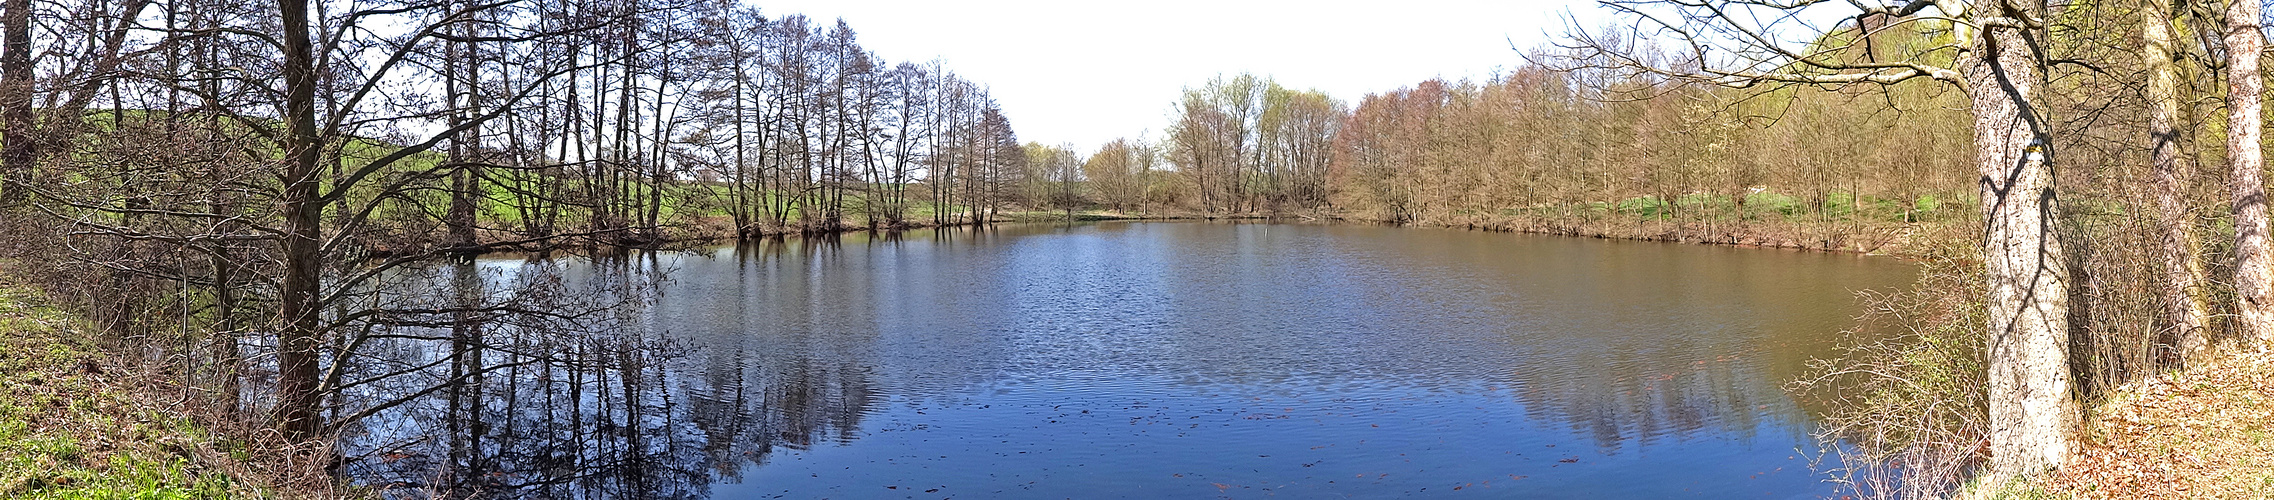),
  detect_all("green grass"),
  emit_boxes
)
[1963,475,2072,500]
[0,284,258,498]
[1615,196,1668,217]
